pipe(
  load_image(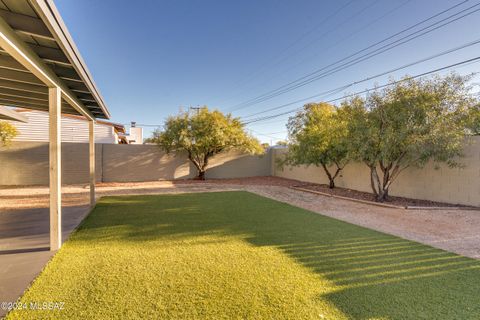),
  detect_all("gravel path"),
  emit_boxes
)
[1,177,479,259]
